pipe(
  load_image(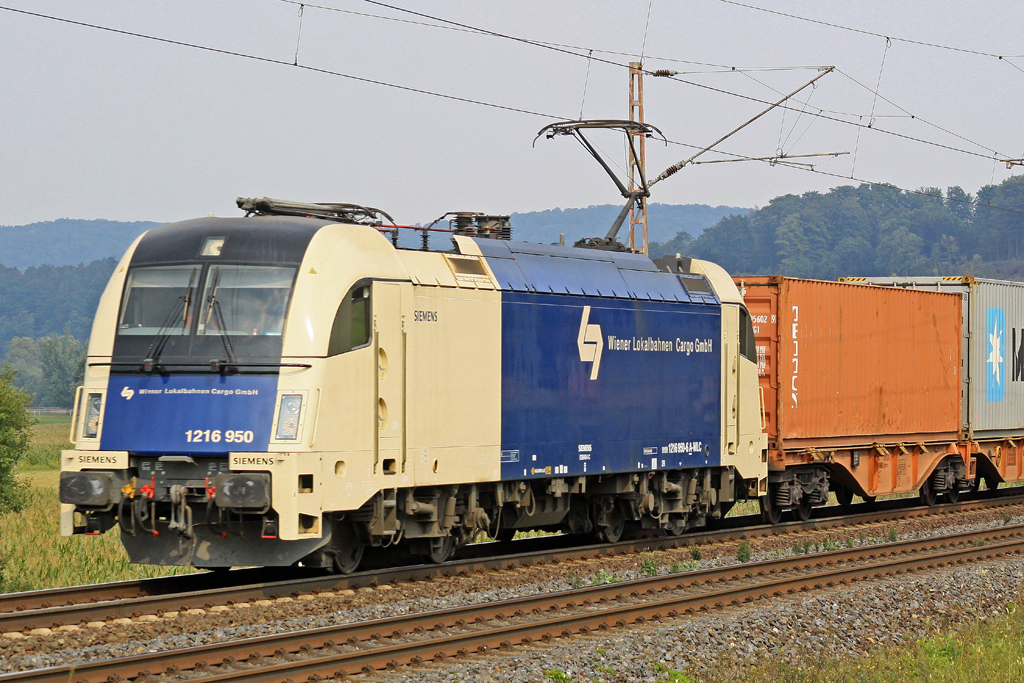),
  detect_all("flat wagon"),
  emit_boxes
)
[735,276,967,520]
